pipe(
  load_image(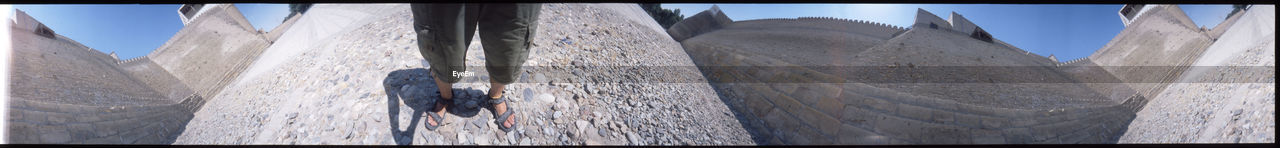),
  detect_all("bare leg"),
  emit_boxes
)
[489,79,514,128]
[434,72,454,99]
[428,72,453,127]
